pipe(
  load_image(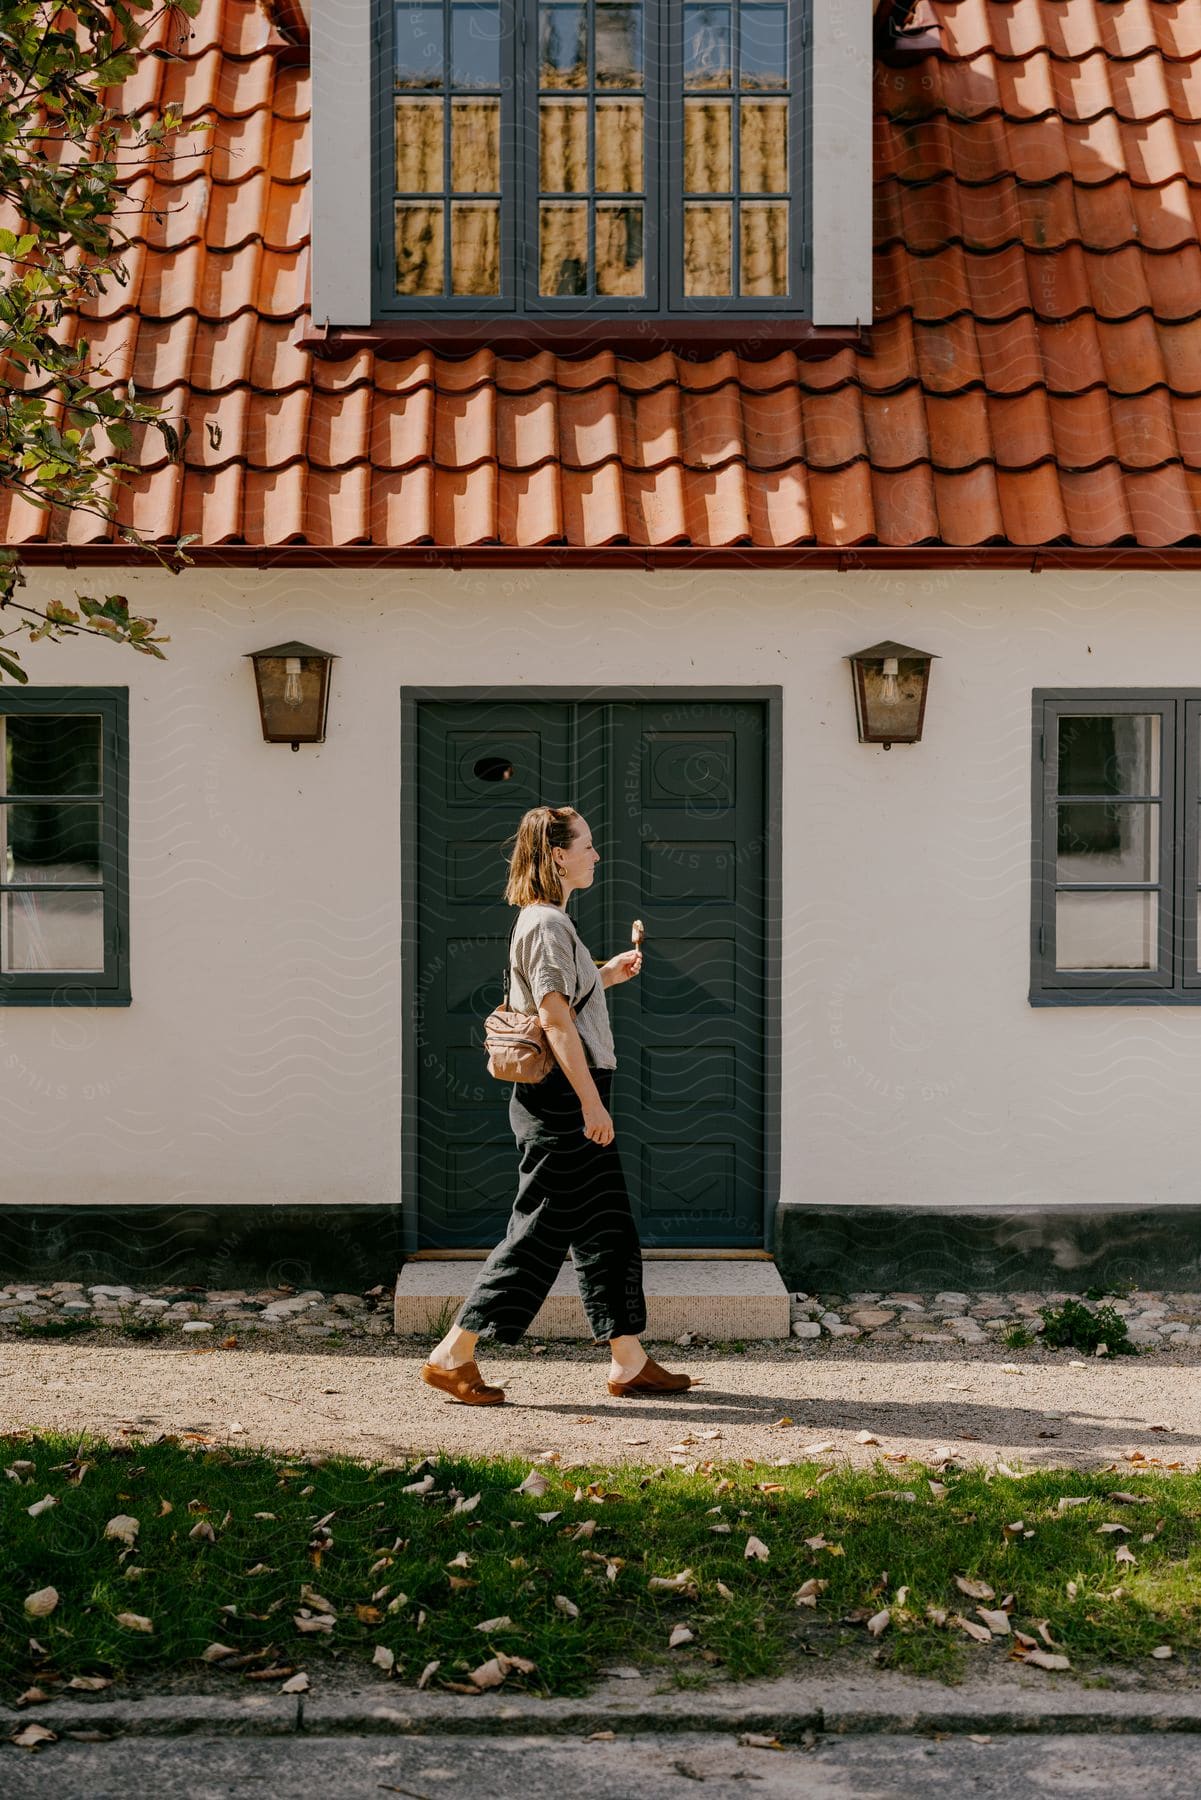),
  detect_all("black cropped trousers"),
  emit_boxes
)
[455,1065,647,1346]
